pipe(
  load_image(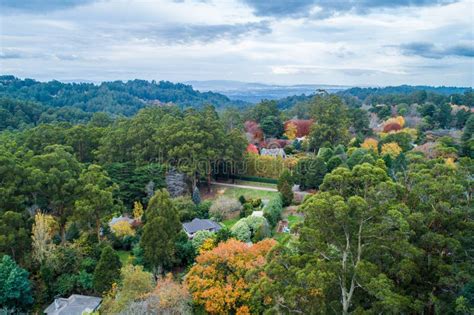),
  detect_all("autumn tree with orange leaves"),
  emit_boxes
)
[185,238,277,315]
